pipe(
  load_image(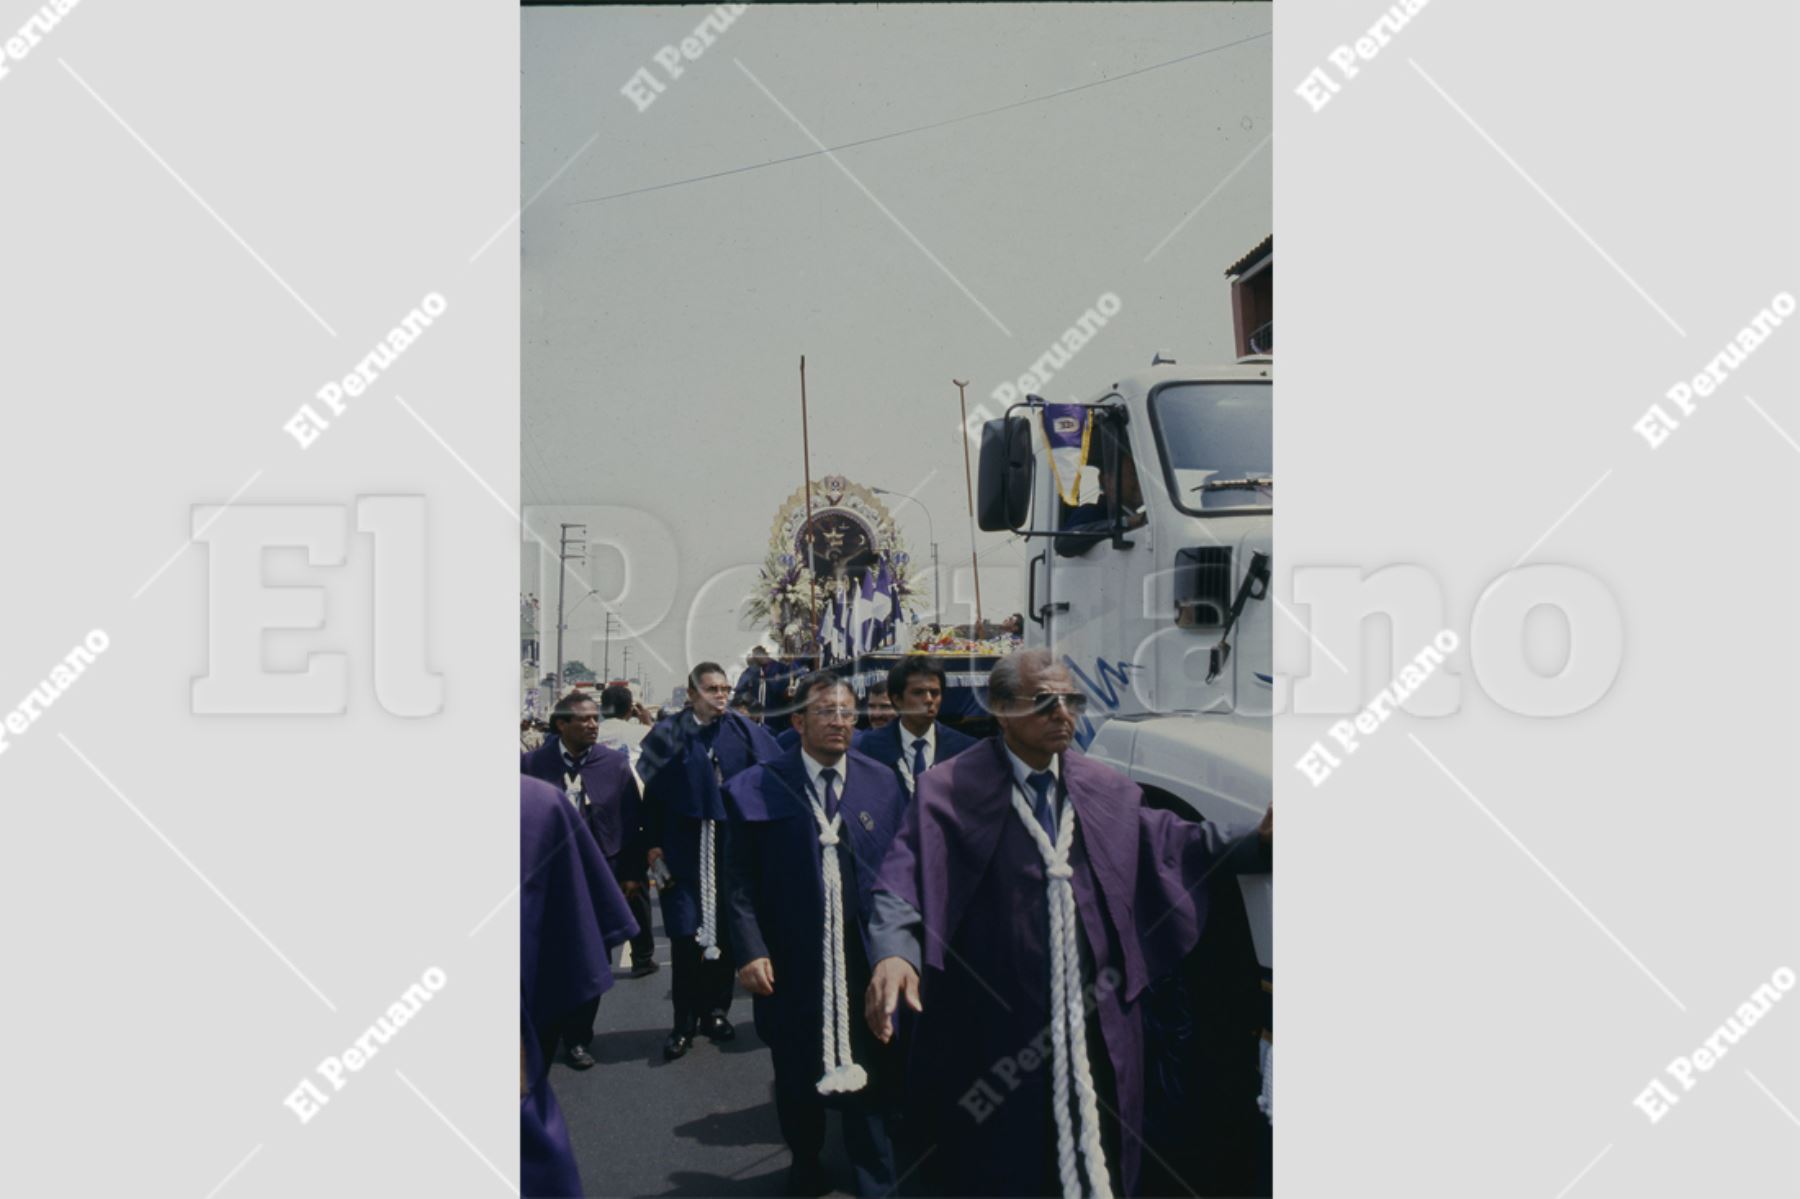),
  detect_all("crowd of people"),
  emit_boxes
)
[519,649,1272,1198]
